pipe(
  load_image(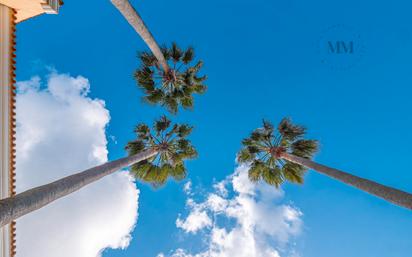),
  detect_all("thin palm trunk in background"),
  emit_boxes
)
[280,152,412,210]
[111,0,170,72]
[0,149,157,227]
